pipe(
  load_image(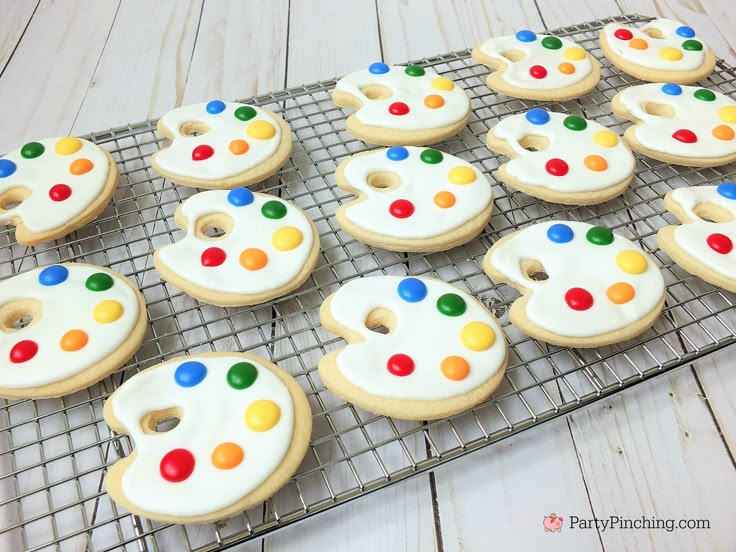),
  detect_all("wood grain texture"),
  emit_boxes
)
[534,0,621,28]
[0,0,39,70]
